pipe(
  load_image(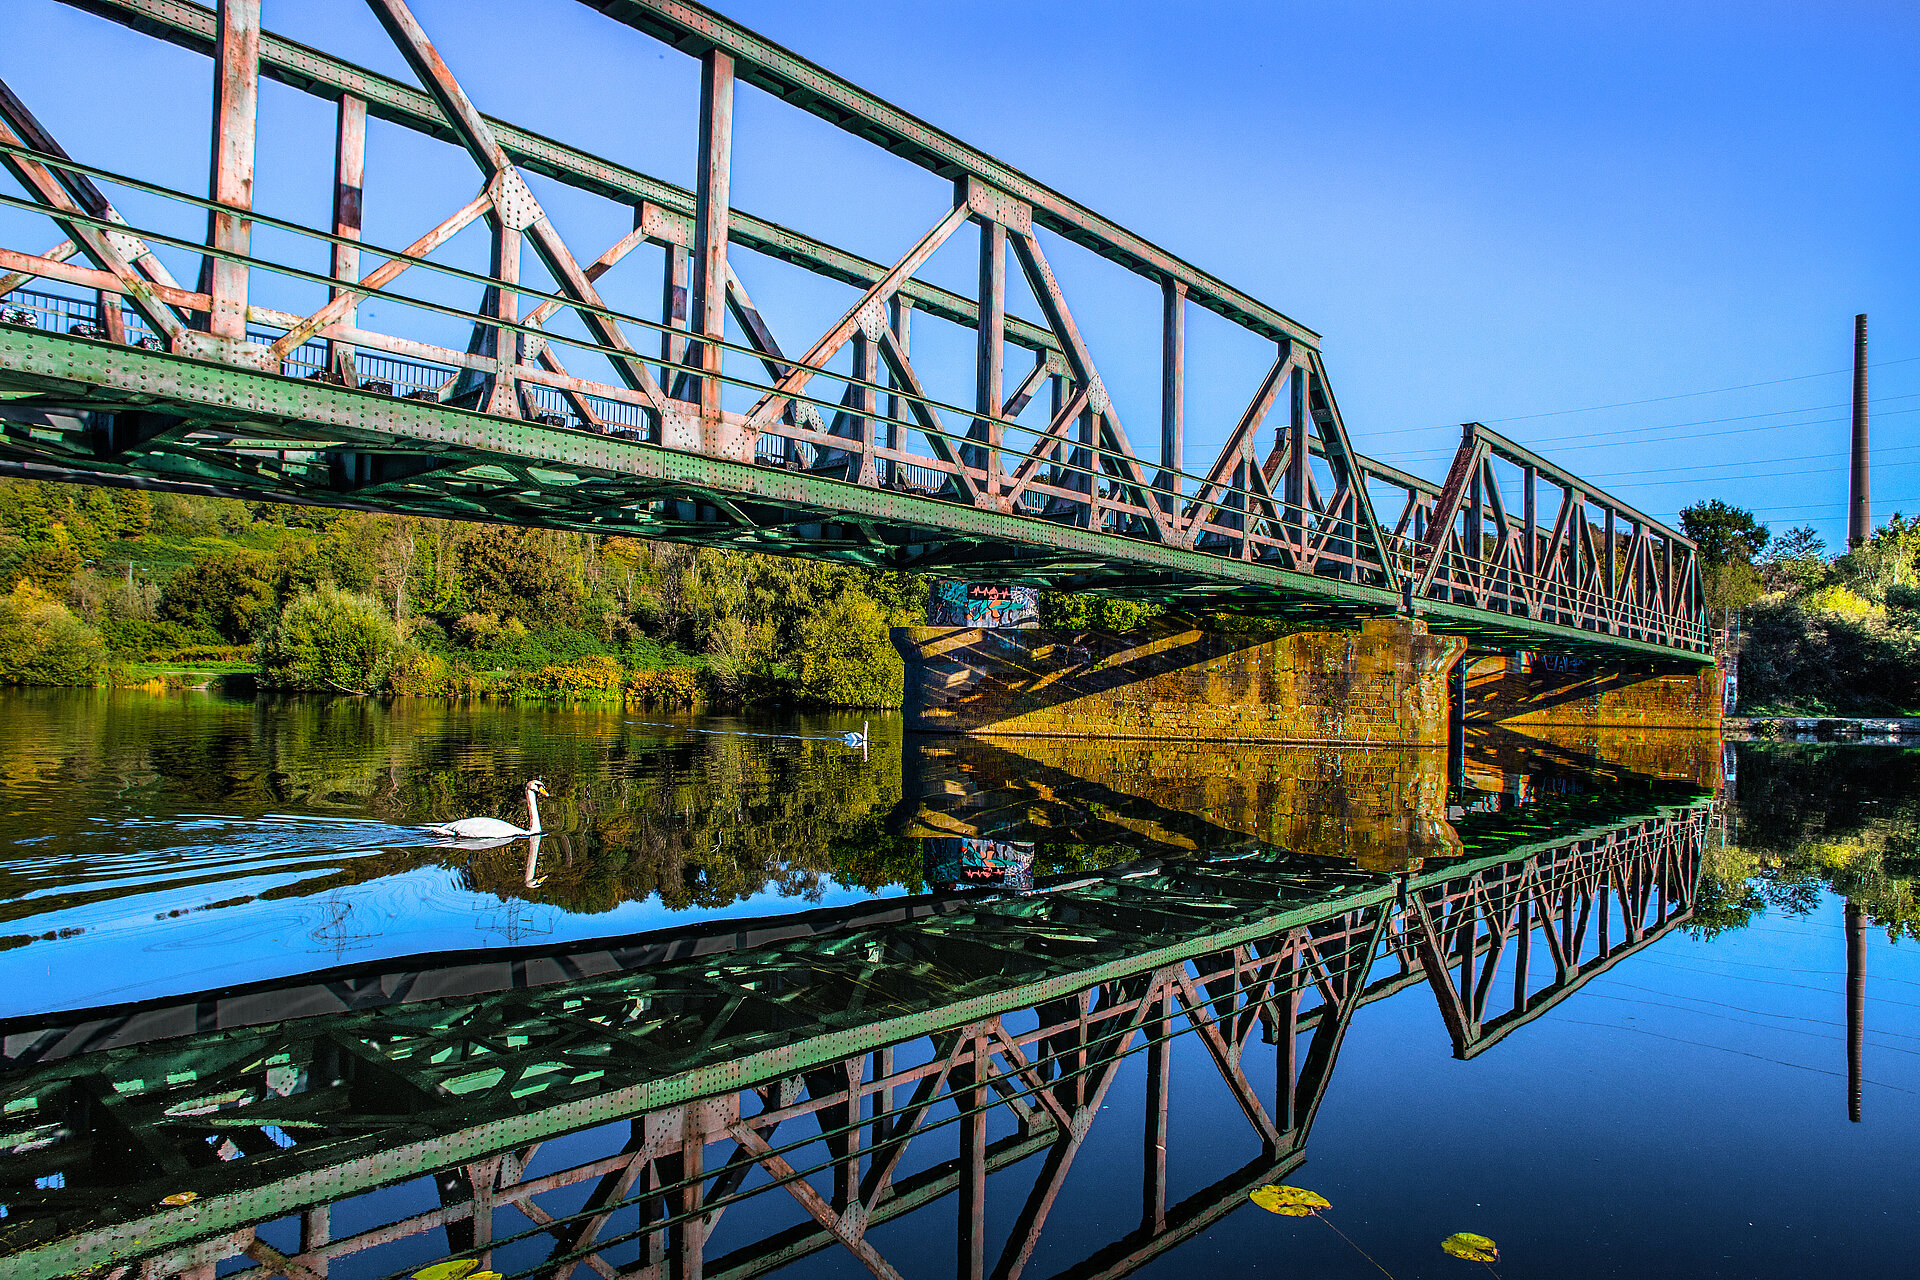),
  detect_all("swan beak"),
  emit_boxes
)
[531,781,549,796]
